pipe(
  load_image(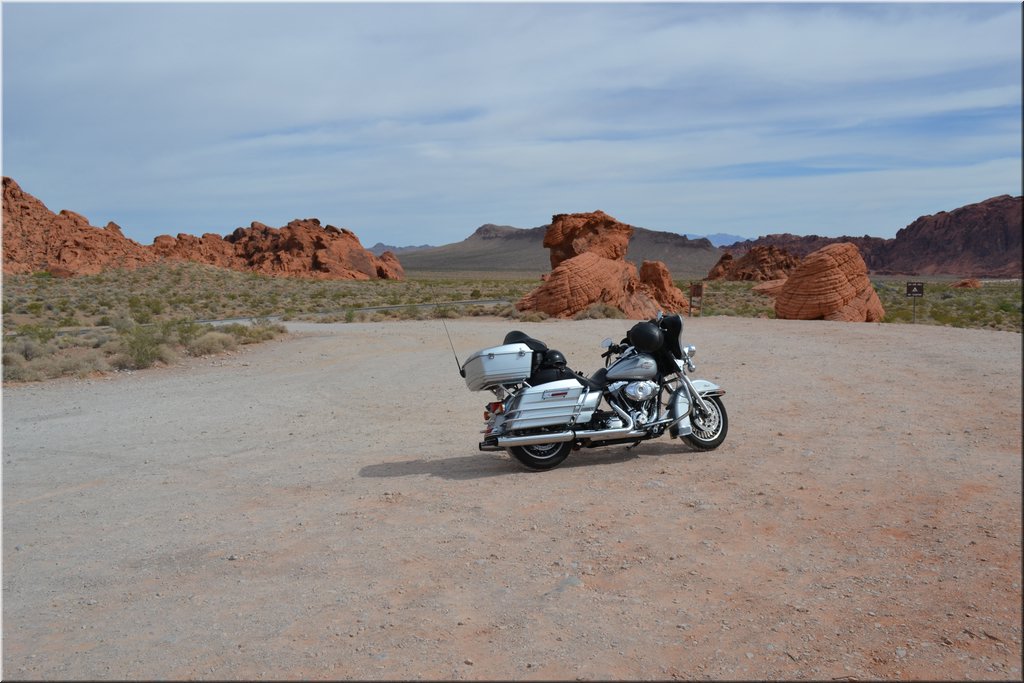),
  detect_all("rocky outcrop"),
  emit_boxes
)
[516,211,688,319]
[720,195,1022,277]
[722,233,890,265]
[950,278,982,289]
[706,245,802,281]
[2,177,403,280]
[878,195,1022,277]
[772,243,885,322]
[2,177,156,275]
[153,219,405,280]
[542,210,633,269]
